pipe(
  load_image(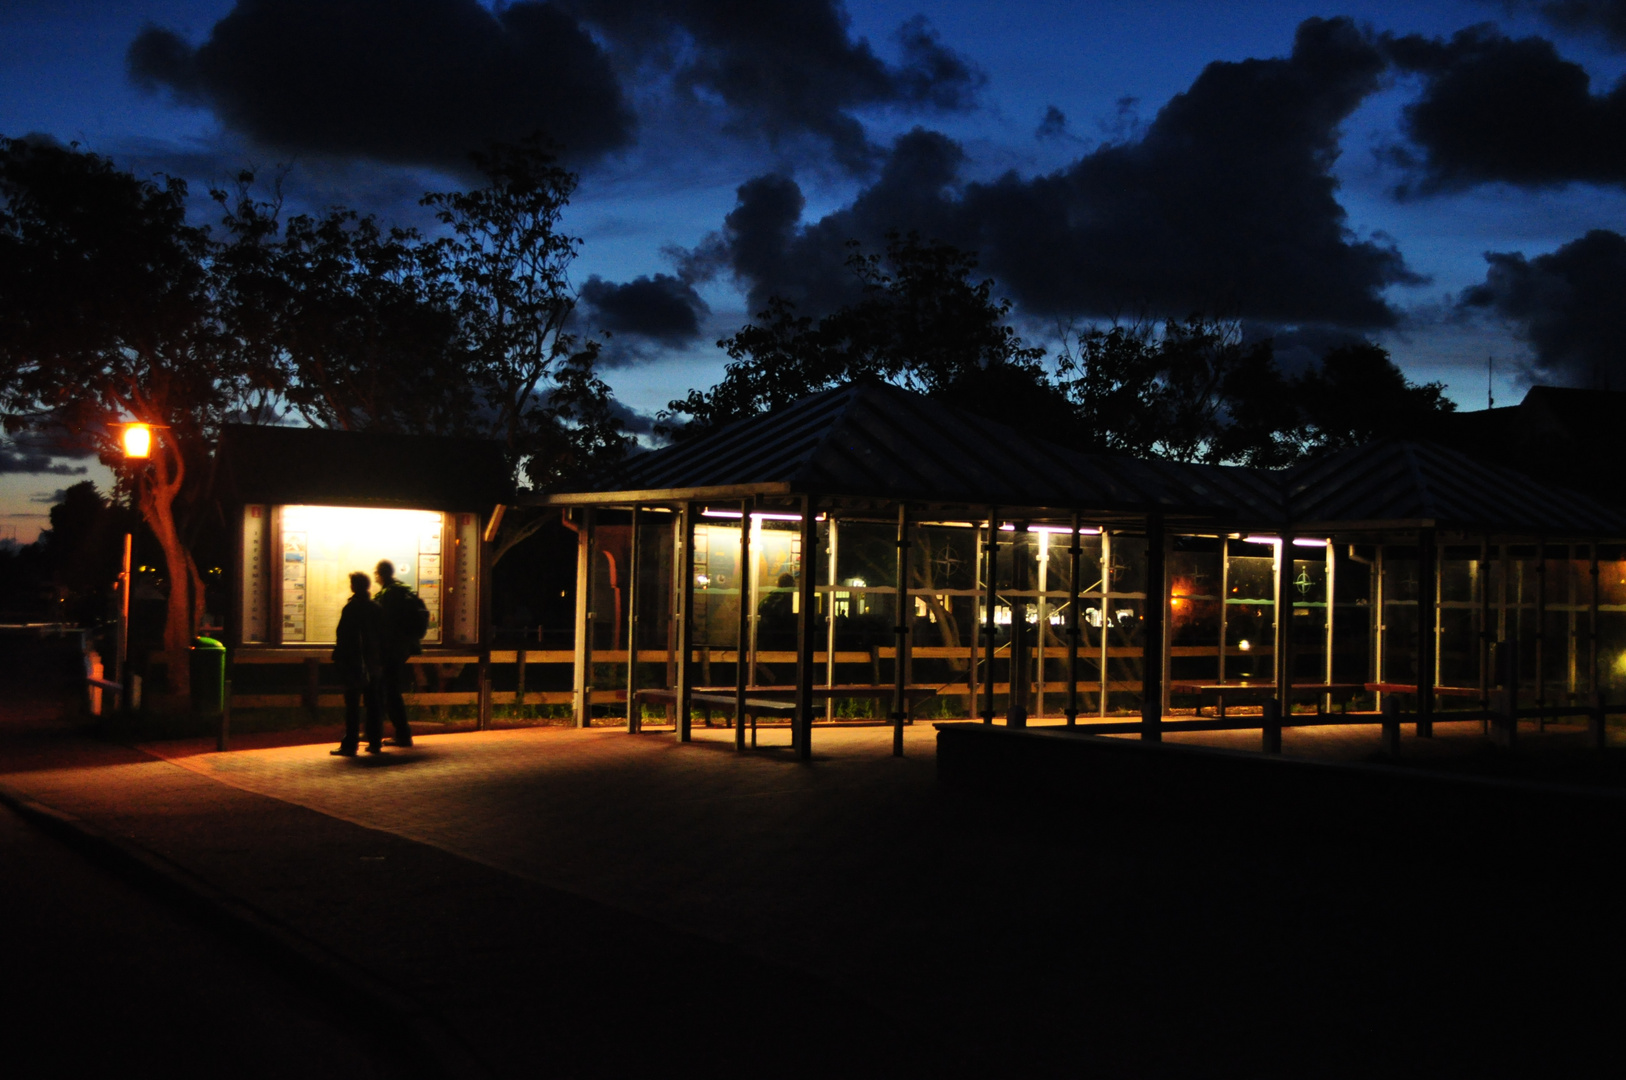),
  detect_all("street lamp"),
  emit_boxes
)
[113,422,157,709]
[121,422,152,459]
